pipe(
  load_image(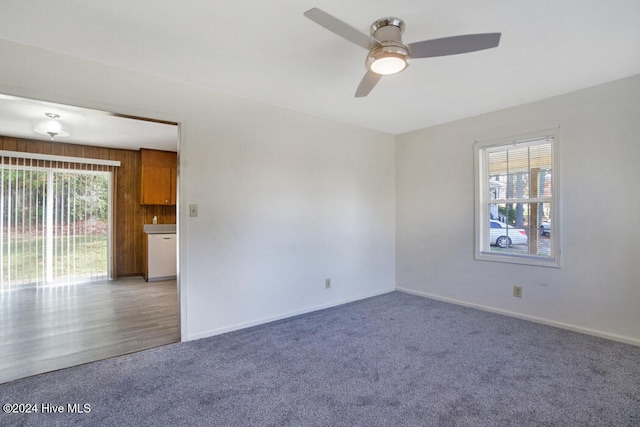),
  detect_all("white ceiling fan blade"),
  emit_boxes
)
[304,8,380,50]
[408,33,501,58]
[355,70,382,97]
